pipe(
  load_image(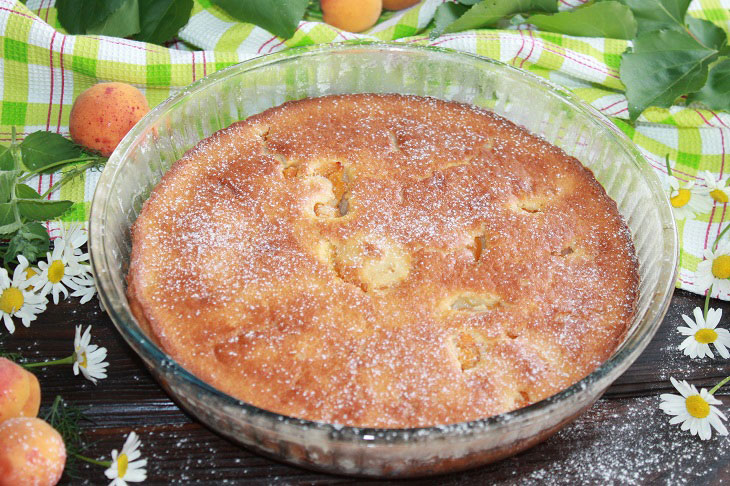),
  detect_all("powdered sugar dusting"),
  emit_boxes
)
[128,94,639,428]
